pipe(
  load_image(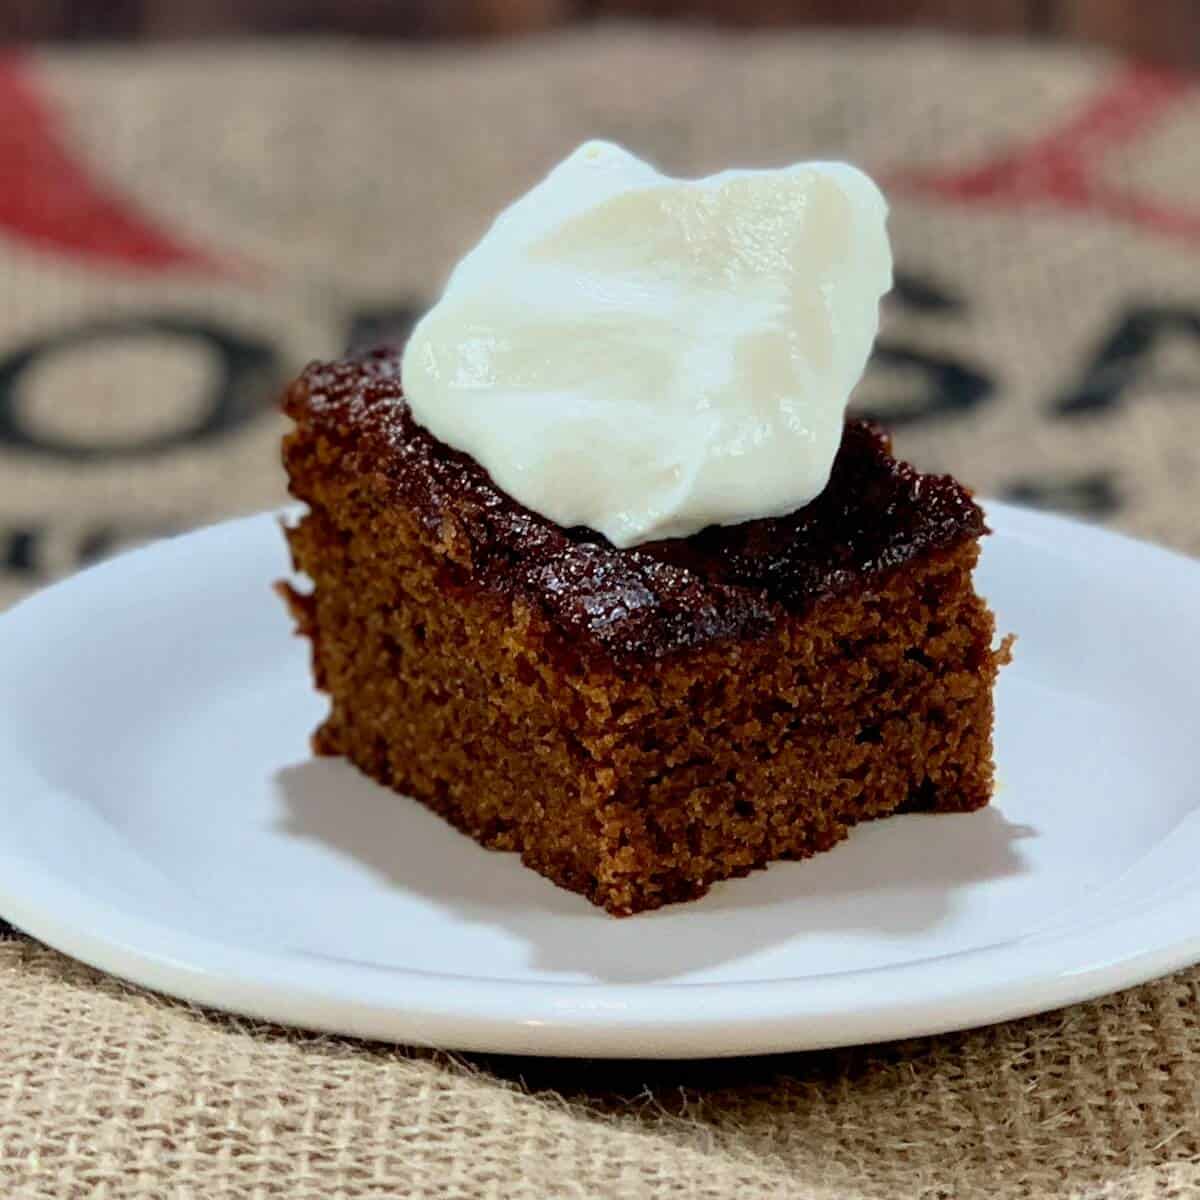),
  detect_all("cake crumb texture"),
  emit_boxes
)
[281,352,1007,915]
